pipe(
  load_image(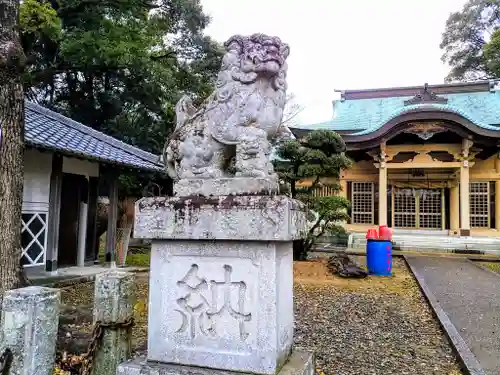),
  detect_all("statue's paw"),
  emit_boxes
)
[205,168,224,178]
[252,170,267,178]
[236,169,266,178]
